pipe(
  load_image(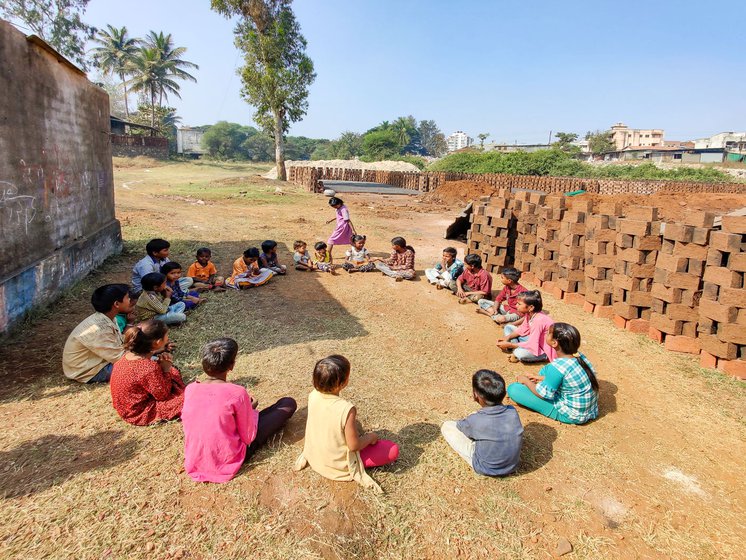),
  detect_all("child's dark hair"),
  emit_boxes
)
[518,290,543,312]
[391,236,415,254]
[501,267,521,283]
[328,197,343,207]
[314,241,327,251]
[123,319,168,355]
[161,262,182,275]
[293,240,306,250]
[550,323,599,392]
[141,272,166,291]
[145,238,170,256]
[261,240,278,253]
[443,247,457,257]
[243,247,260,260]
[196,247,211,257]
[201,337,239,376]
[313,355,351,393]
[91,283,130,313]
[351,234,367,244]
[472,369,506,406]
[464,253,482,268]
